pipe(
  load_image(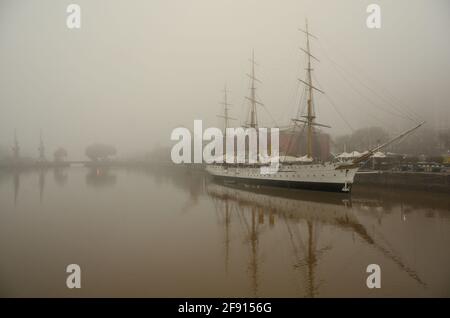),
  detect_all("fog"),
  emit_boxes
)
[1,0,449,160]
